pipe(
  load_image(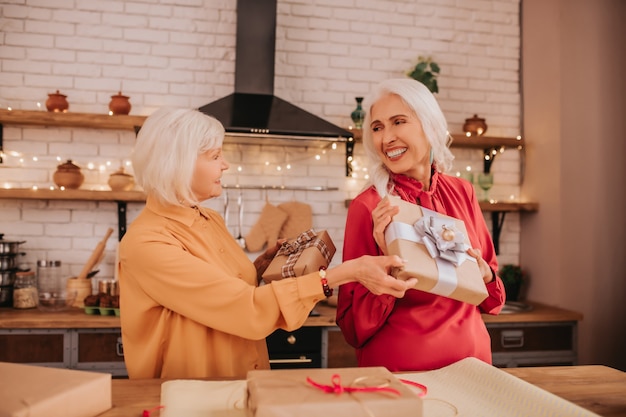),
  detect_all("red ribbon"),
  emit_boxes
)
[306,374,402,396]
